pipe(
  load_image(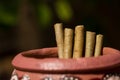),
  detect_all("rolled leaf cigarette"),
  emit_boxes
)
[64,28,73,59]
[85,31,96,57]
[73,25,84,58]
[94,34,103,57]
[54,23,64,58]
